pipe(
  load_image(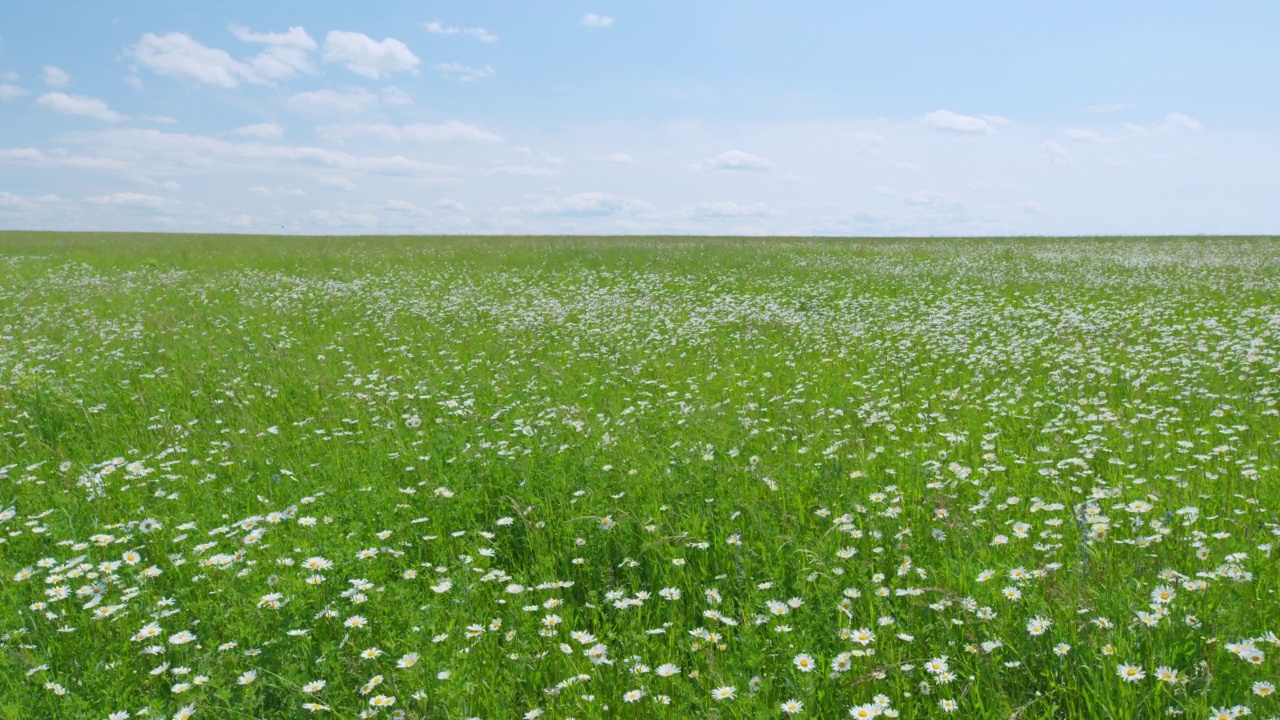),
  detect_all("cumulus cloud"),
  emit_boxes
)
[233,122,285,139]
[581,13,615,27]
[511,192,651,216]
[921,110,997,134]
[142,115,177,124]
[0,83,29,101]
[318,121,502,143]
[36,92,126,122]
[287,88,379,116]
[322,31,420,79]
[695,150,776,171]
[423,21,498,43]
[433,62,496,83]
[231,25,317,82]
[682,201,780,219]
[42,66,71,87]
[86,192,170,209]
[133,32,249,88]
[133,28,317,88]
